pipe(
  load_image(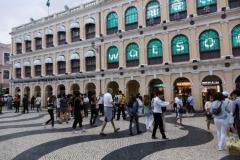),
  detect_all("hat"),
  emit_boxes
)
[222,91,229,97]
